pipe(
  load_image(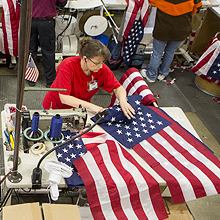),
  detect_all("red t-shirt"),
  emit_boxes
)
[42,56,121,109]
